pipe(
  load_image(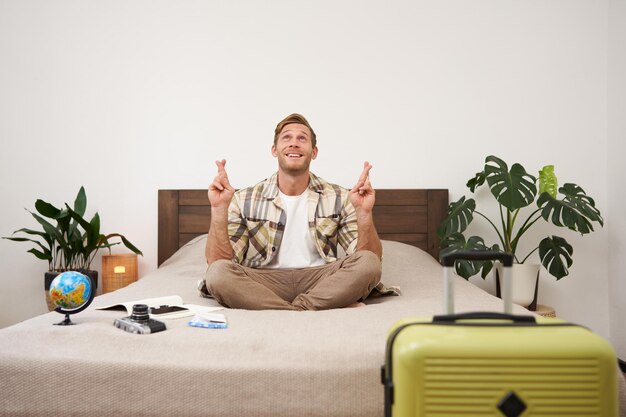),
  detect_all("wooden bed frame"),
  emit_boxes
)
[158,189,448,266]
